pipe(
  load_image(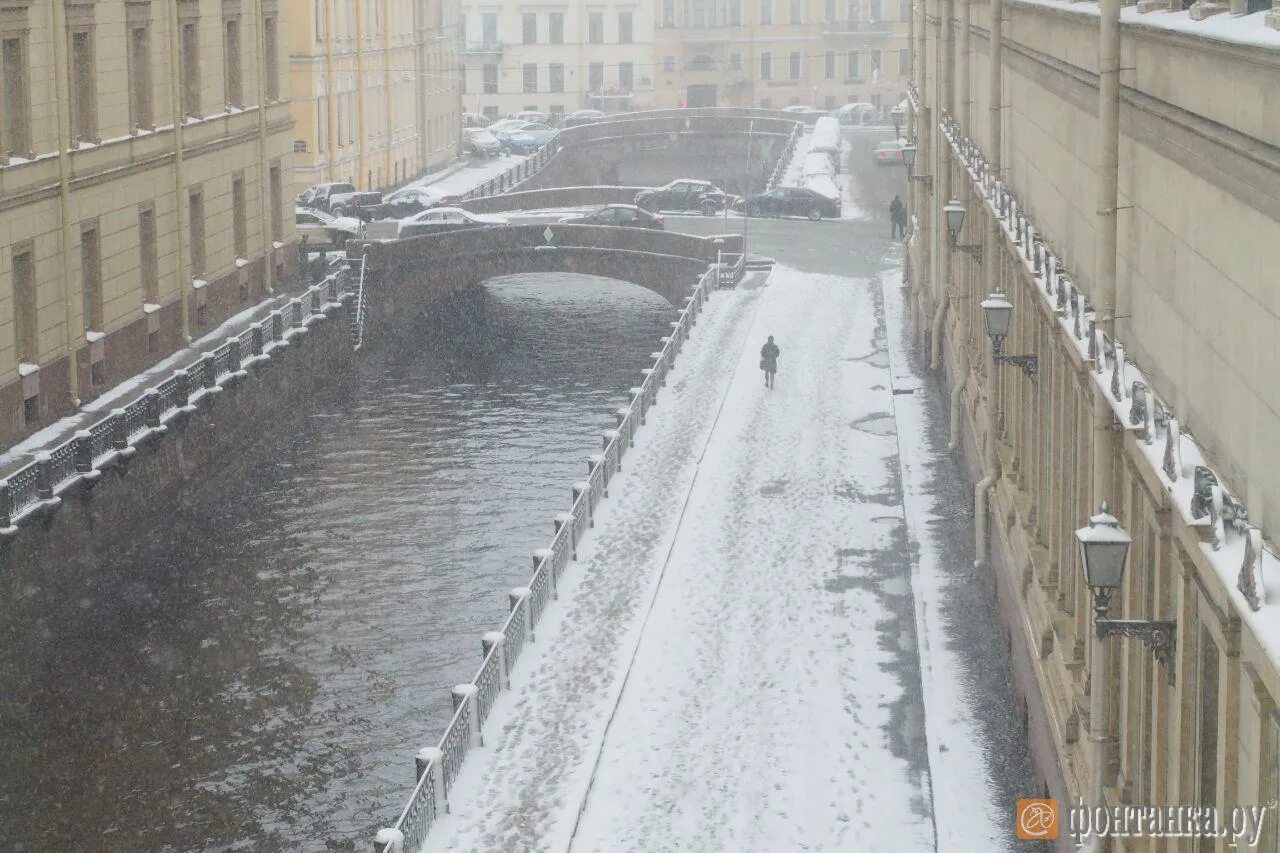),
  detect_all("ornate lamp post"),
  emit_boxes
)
[980,292,1038,381]
[1075,504,1177,850]
[942,199,983,261]
[900,143,932,190]
[891,110,903,140]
